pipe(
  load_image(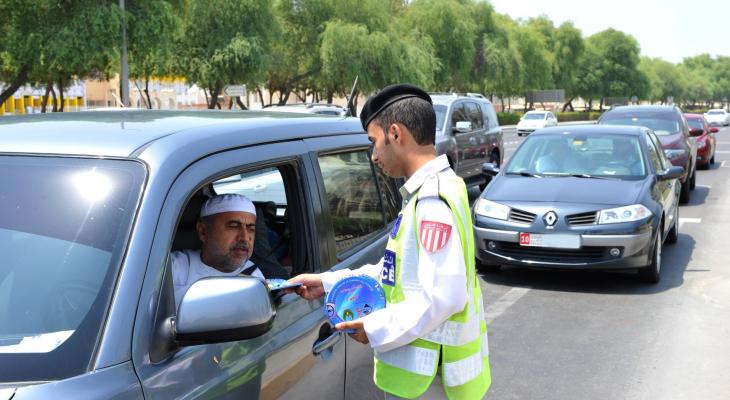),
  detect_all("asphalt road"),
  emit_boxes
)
[475,125,730,399]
